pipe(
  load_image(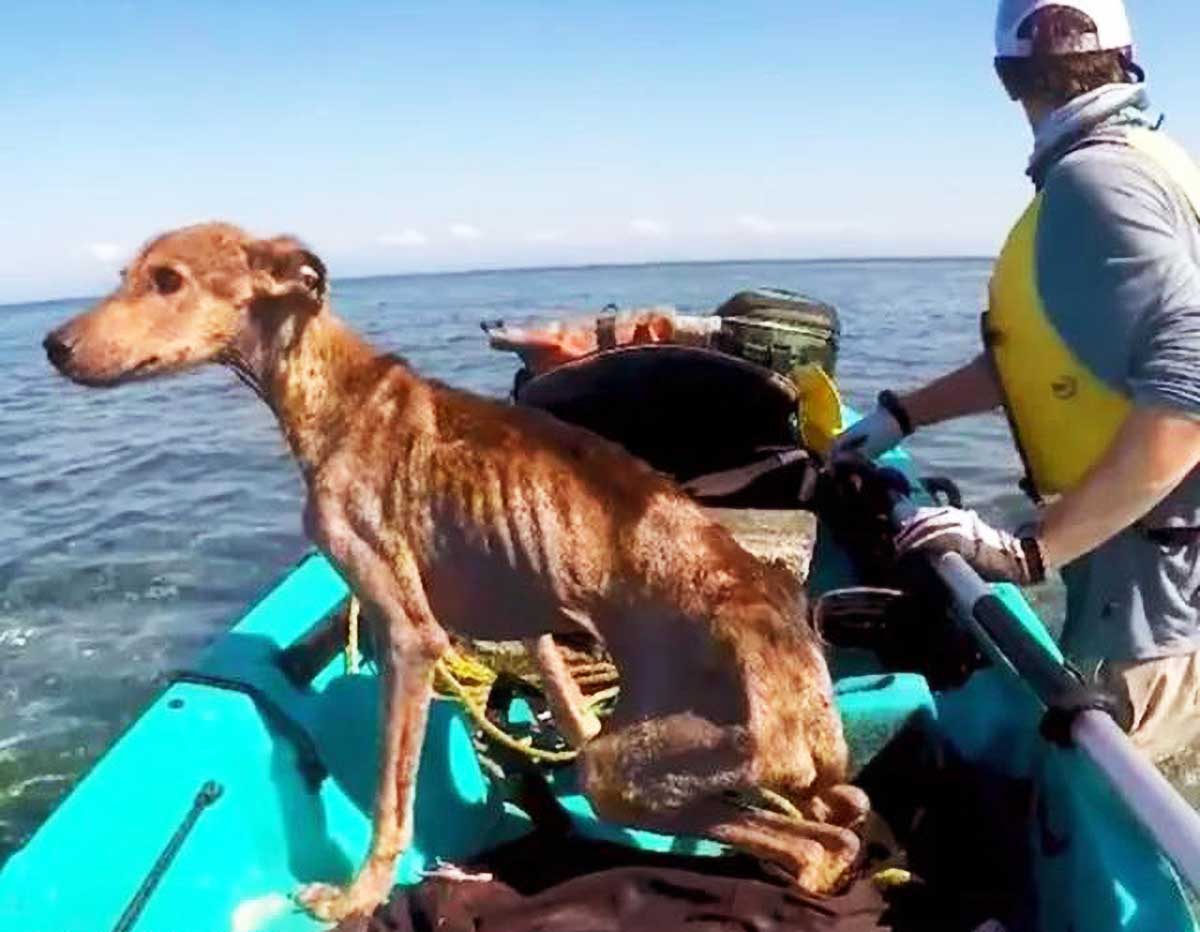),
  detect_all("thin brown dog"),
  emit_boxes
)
[43,223,867,921]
